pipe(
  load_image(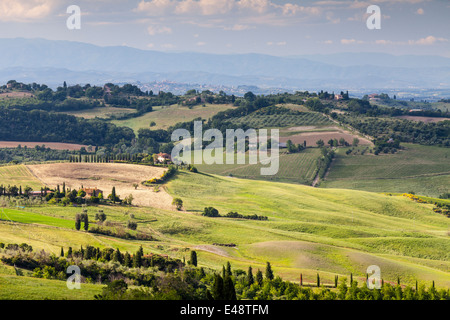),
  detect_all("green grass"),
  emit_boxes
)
[111,103,234,132]
[60,106,136,119]
[229,111,333,129]
[321,144,450,197]
[164,171,450,286]
[194,148,321,185]
[0,271,103,300]
[0,164,44,190]
[0,208,74,228]
[1,163,450,297]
